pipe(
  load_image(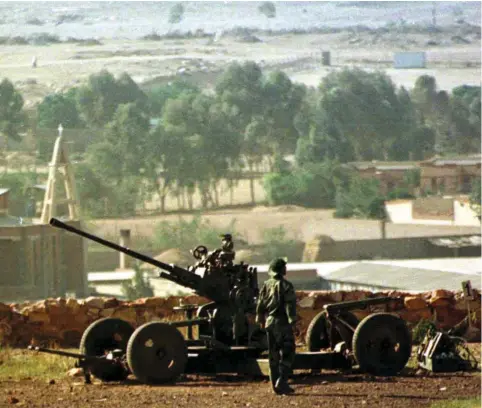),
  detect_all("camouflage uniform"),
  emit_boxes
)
[256,258,297,395]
